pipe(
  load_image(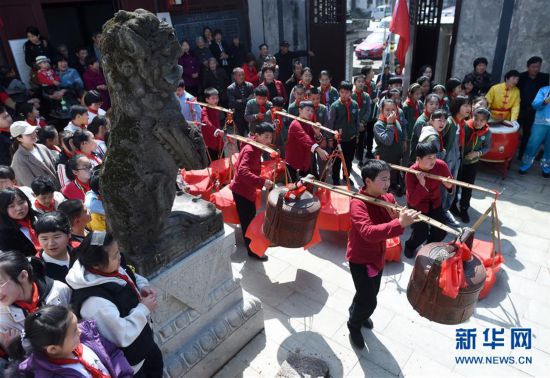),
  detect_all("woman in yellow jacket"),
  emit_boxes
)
[485,70,521,125]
